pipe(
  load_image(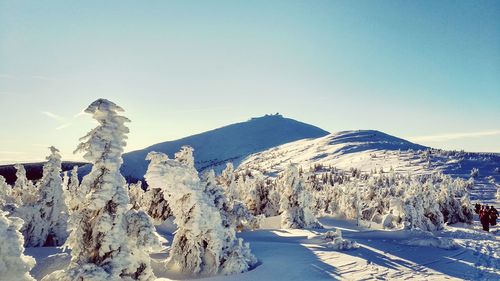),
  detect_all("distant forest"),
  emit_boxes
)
[0,162,87,185]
